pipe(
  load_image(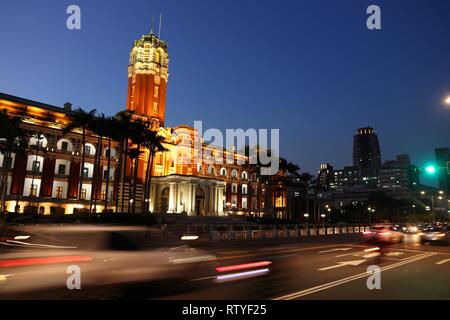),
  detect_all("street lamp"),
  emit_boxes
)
[445,96,450,105]
[303,213,310,229]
